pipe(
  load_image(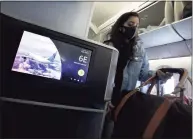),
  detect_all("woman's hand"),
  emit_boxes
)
[107,102,115,112]
[106,102,115,120]
[156,70,173,84]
